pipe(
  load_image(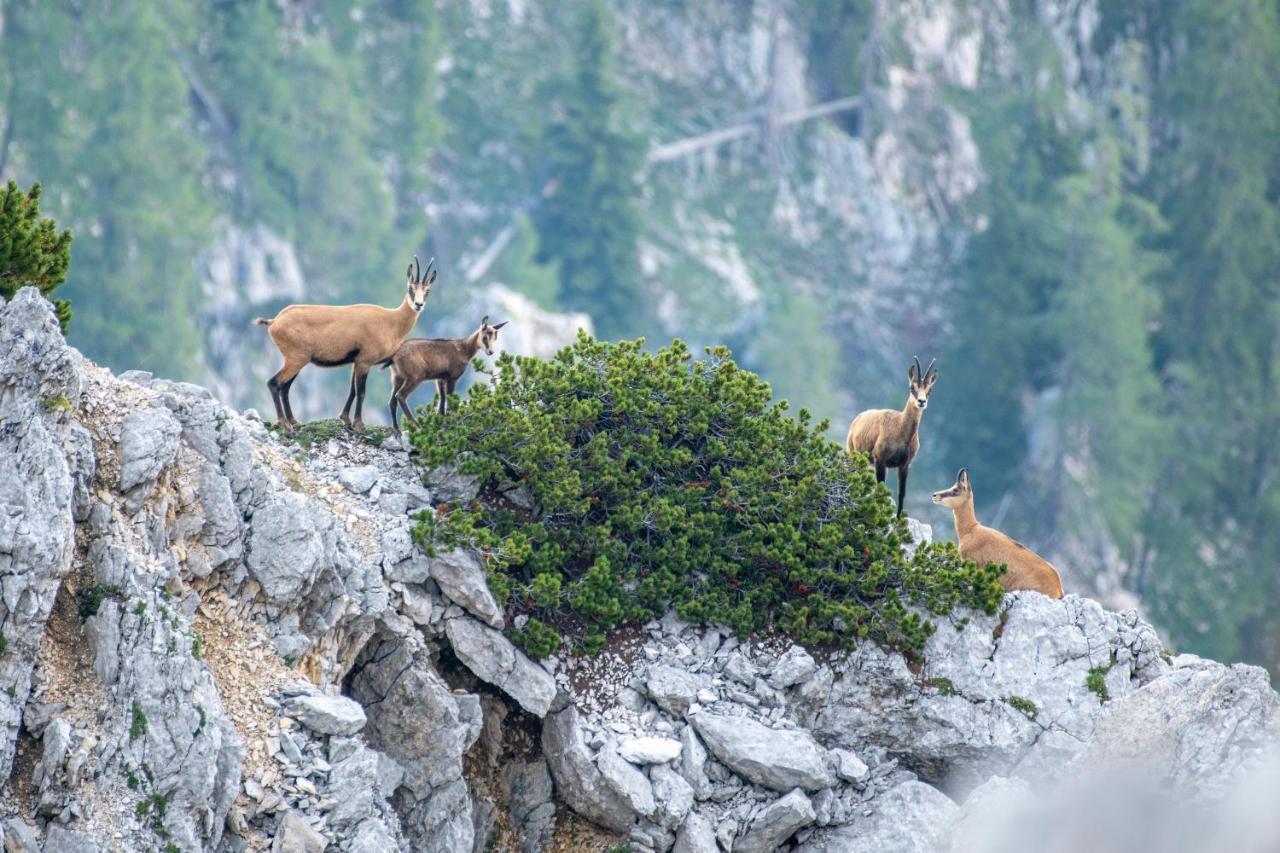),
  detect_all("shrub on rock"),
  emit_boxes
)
[410,334,1003,656]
